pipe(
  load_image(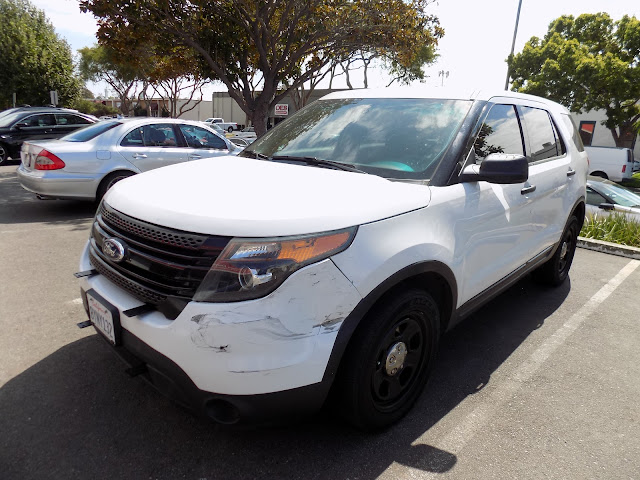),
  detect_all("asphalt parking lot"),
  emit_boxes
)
[1,162,639,480]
